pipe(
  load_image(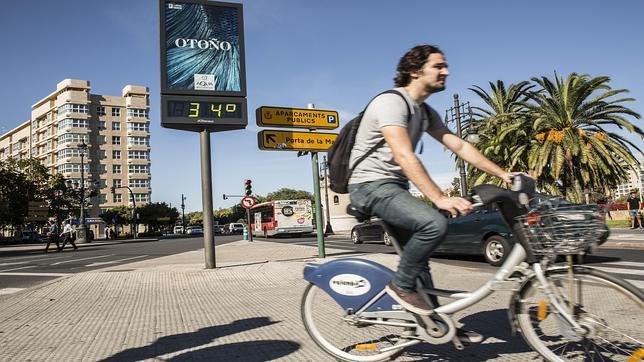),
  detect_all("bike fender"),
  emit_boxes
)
[303,258,396,312]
